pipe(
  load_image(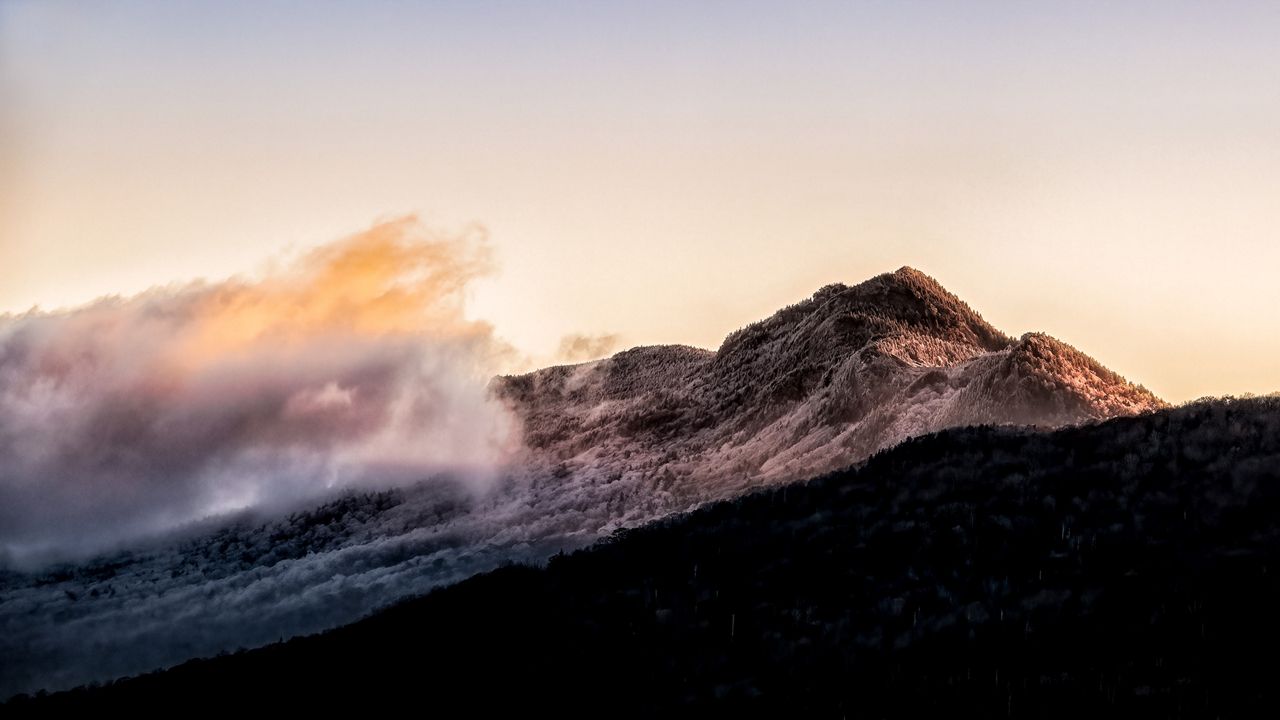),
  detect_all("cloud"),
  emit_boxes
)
[555,333,619,364]
[0,216,518,561]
